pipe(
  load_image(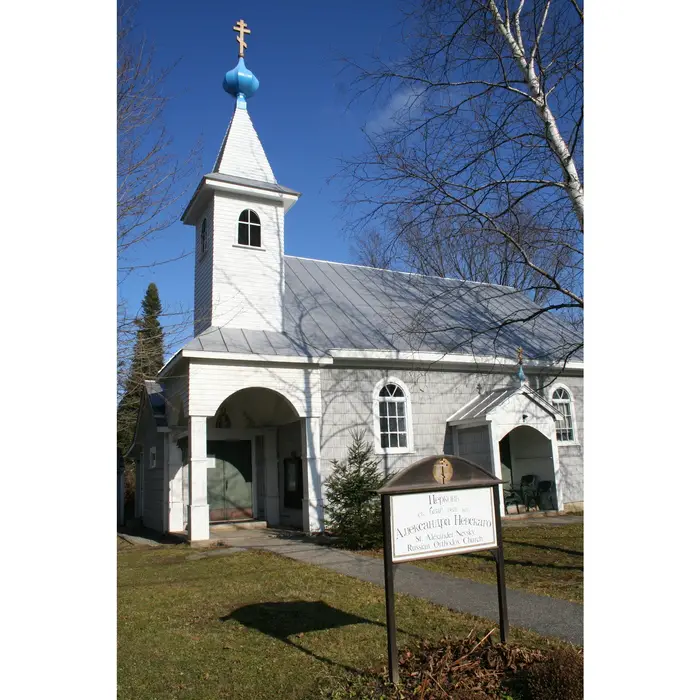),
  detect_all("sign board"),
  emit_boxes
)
[390,487,497,562]
[377,455,509,684]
